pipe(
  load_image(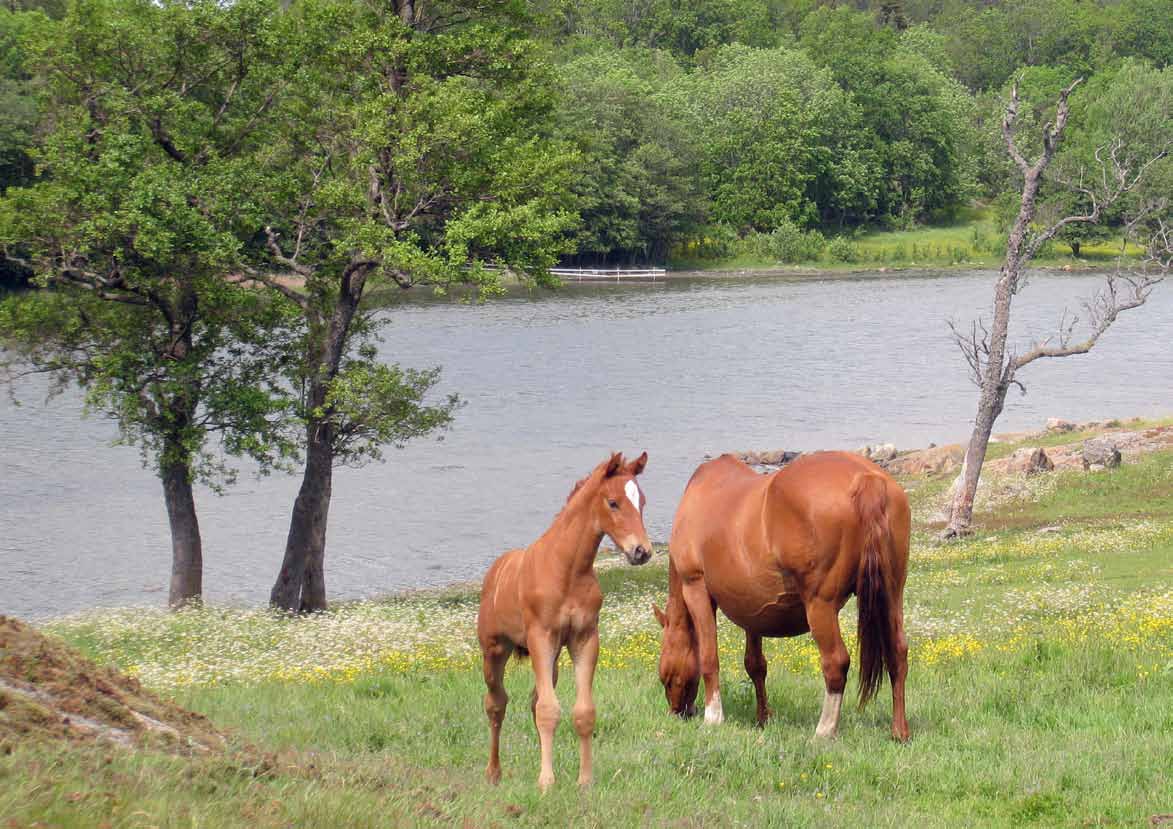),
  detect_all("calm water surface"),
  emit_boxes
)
[3,270,1171,618]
